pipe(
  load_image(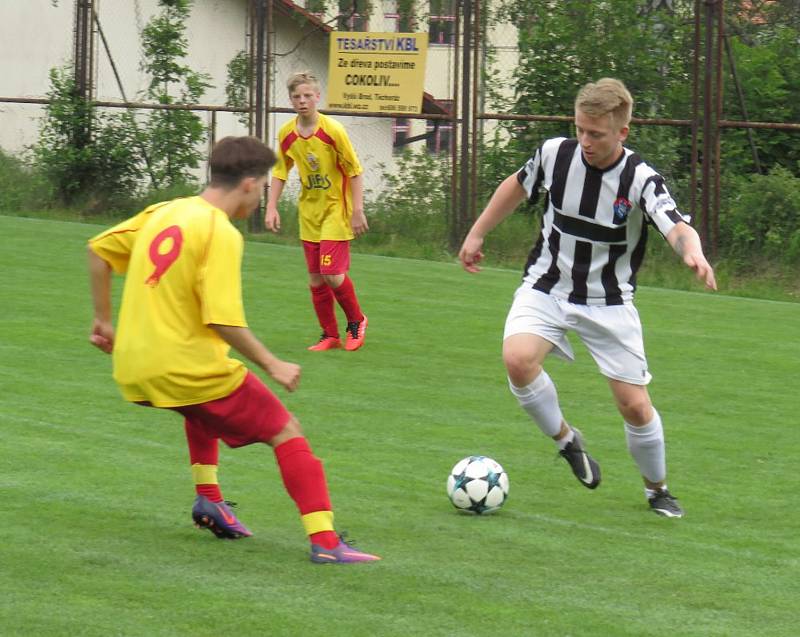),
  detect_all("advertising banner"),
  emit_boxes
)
[327,32,429,114]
